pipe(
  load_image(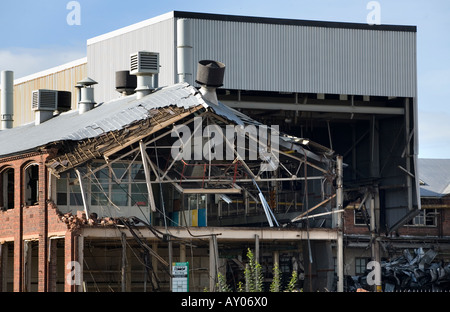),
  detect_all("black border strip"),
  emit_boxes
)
[173,11,417,32]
